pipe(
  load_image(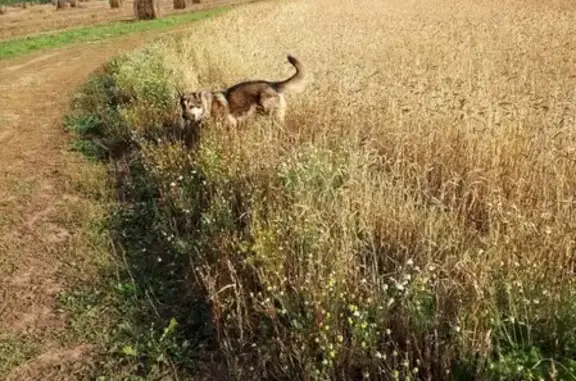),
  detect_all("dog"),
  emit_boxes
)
[179,55,308,128]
